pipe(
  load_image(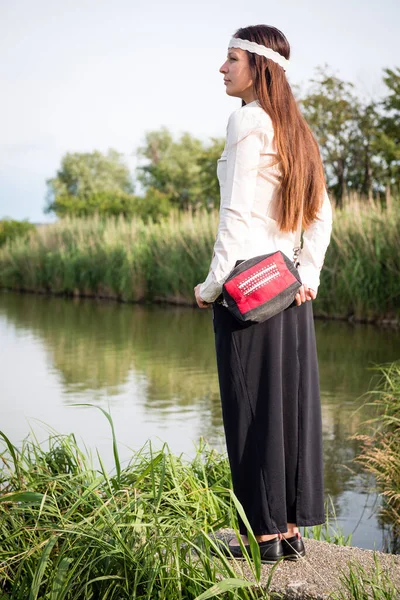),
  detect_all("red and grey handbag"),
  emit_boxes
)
[221,213,303,324]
